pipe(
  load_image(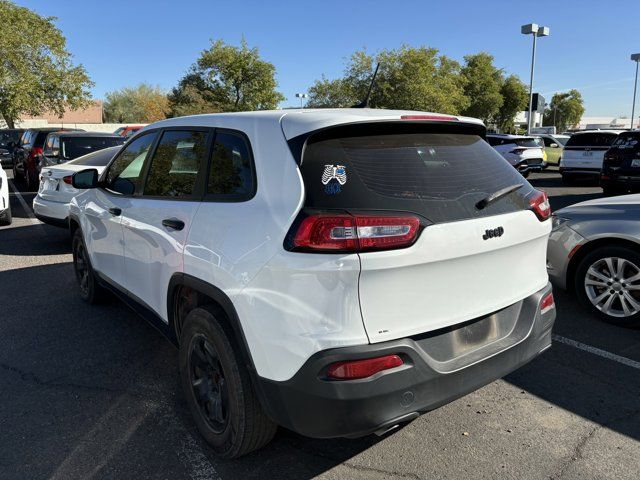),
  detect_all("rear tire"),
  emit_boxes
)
[72,229,107,304]
[575,246,640,327]
[0,204,12,226]
[179,306,277,458]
